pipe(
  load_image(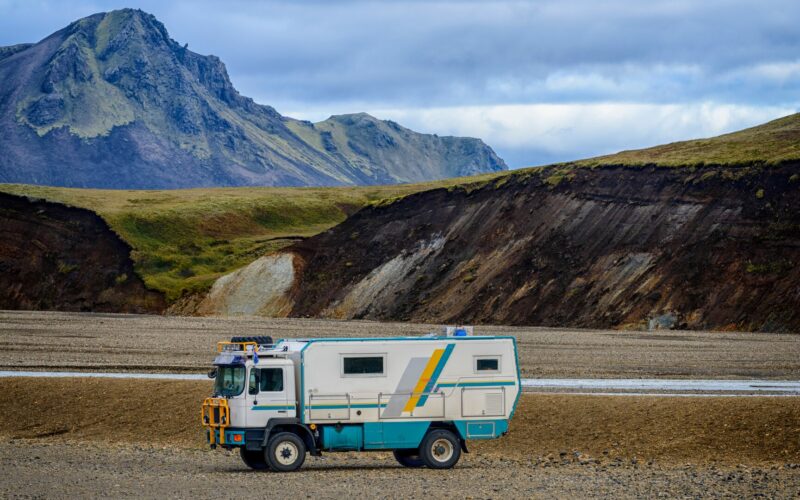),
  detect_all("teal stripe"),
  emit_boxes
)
[437,381,516,388]
[252,405,295,411]
[418,343,455,406]
[309,403,387,410]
